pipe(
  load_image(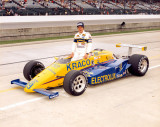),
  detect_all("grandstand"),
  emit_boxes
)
[0,0,160,16]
